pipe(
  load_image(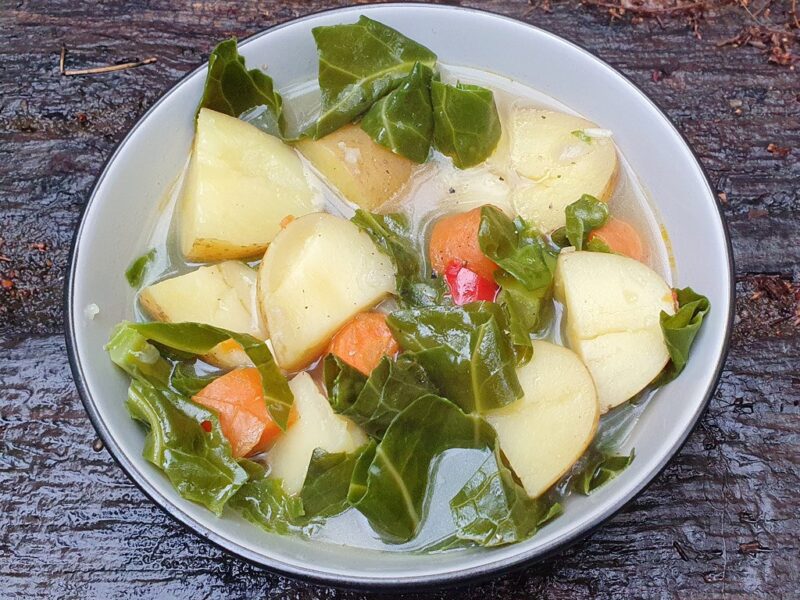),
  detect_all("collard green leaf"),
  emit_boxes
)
[322,354,368,413]
[361,62,434,163]
[478,207,558,291]
[350,209,452,308]
[350,210,424,299]
[658,287,711,383]
[347,439,377,504]
[494,272,549,358]
[564,194,610,250]
[585,237,612,253]
[352,395,496,542]
[451,448,563,547]
[310,16,437,139]
[300,445,371,519]
[198,38,285,137]
[110,322,293,430]
[387,302,522,413]
[107,323,172,387]
[125,249,155,288]
[169,361,226,397]
[431,81,501,168]
[573,449,635,495]
[326,355,436,439]
[478,206,557,355]
[228,460,304,533]
[126,379,247,515]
